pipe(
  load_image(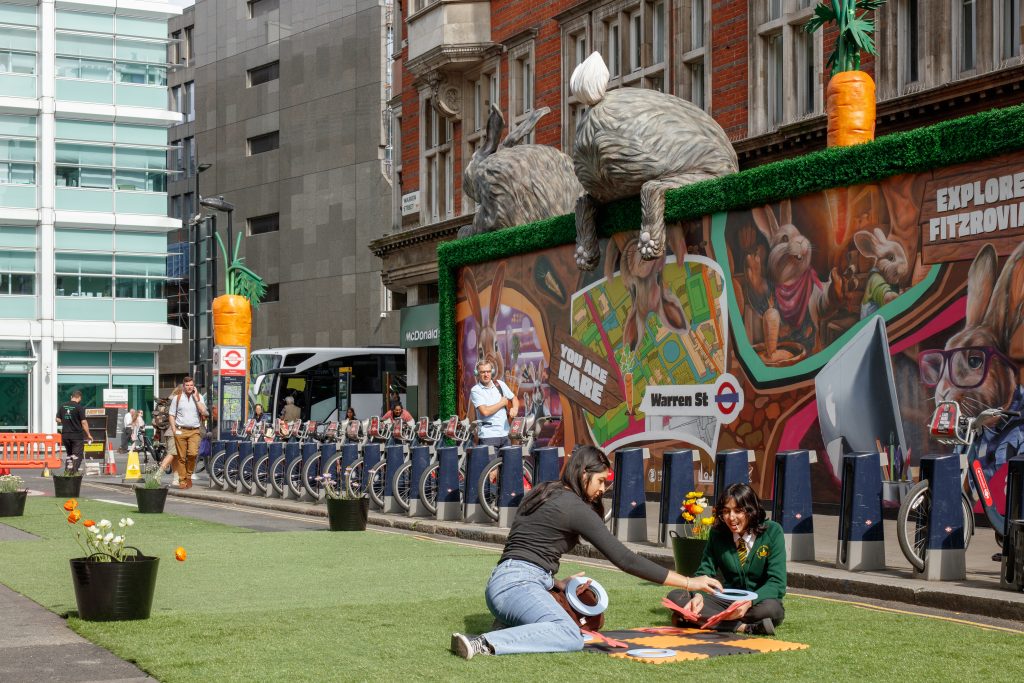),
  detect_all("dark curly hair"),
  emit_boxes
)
[519,445,611,518]
[712,483,767,536]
